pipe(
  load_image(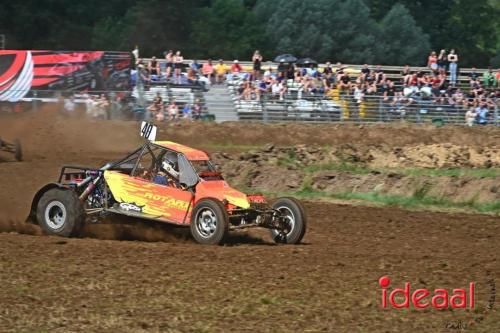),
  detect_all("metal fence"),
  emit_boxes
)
[232,92,500,125]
